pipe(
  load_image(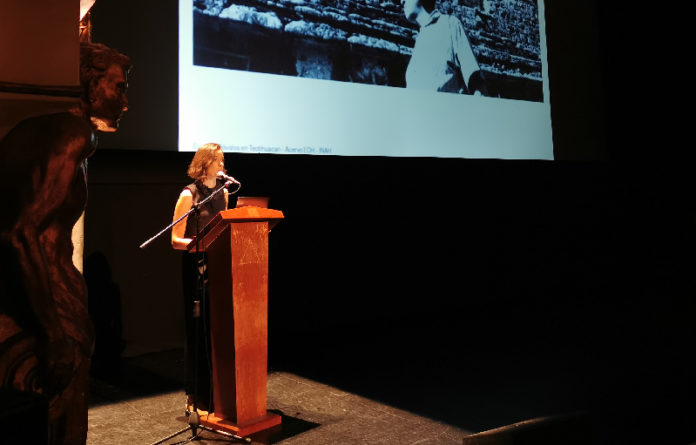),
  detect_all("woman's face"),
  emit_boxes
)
[205,150,225,179]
